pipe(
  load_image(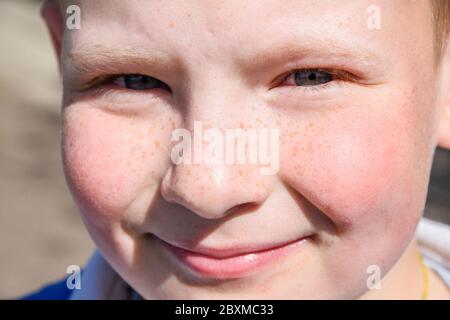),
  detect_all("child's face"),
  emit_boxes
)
[57,0,449,298]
